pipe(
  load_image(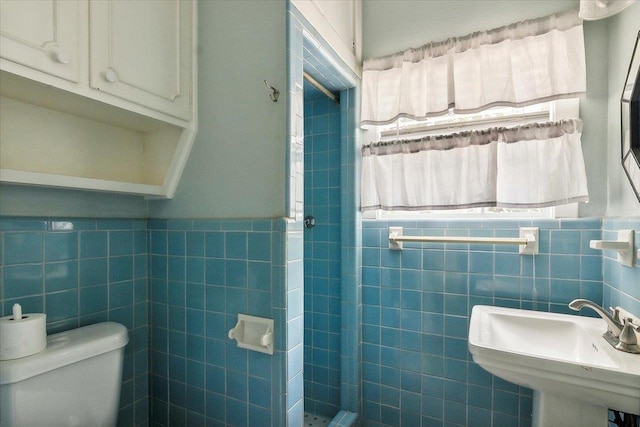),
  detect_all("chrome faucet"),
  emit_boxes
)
[568,299,624,336]
[569,299,640,354]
